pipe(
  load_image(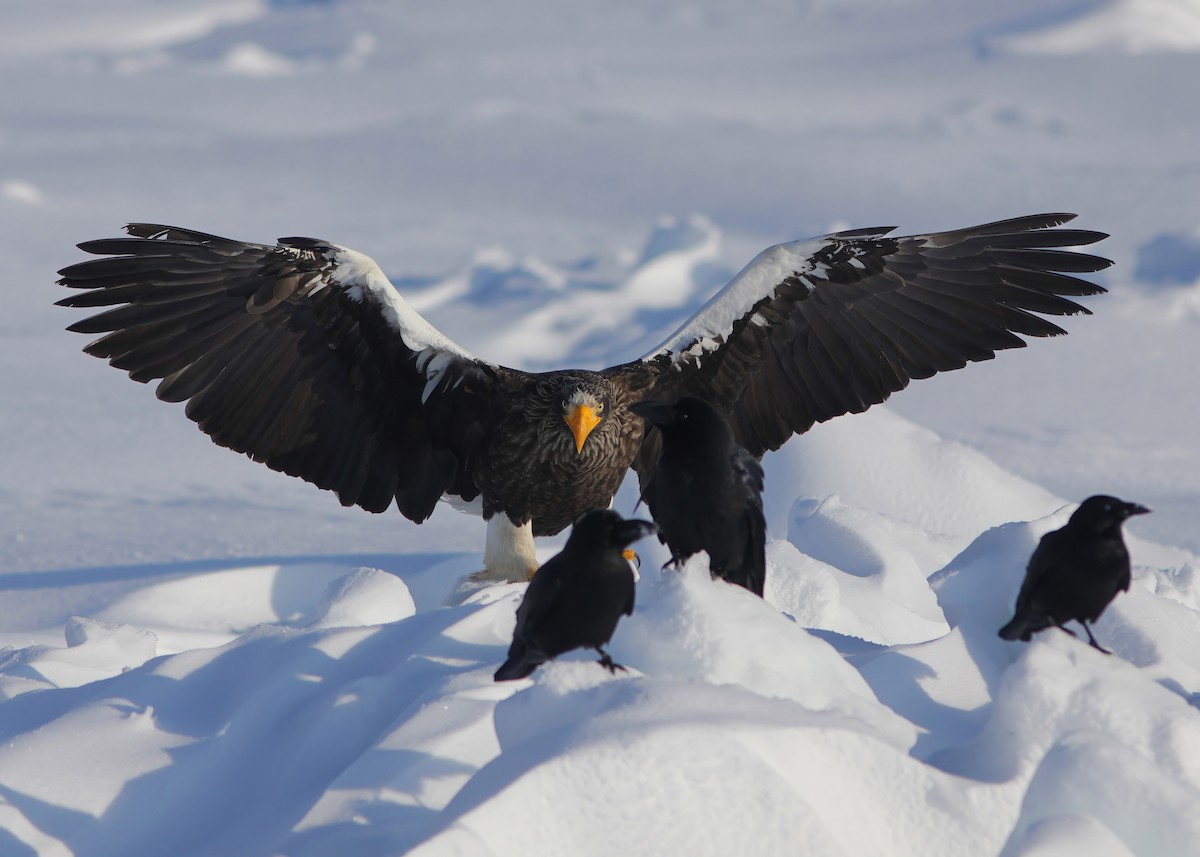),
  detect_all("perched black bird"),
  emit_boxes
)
[999,495,1150,653]
[494,510,655,681]
[631,397,766,596]
[57,214,1108,580]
